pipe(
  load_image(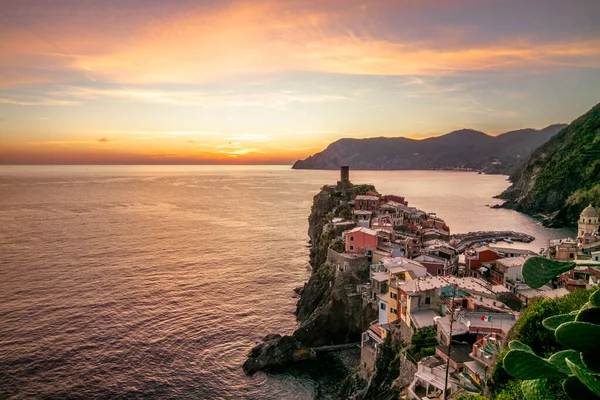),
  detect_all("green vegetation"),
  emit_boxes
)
[501,102,600,226]
[408,326,438,361]
[498,257,600,399]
